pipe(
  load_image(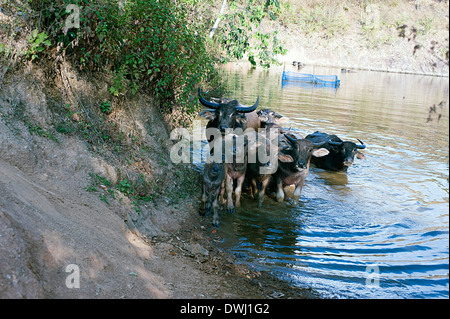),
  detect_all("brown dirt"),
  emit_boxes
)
[0,63,317,299]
